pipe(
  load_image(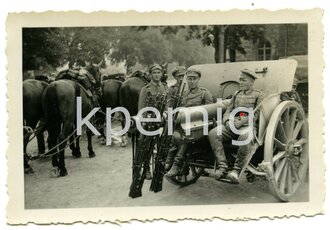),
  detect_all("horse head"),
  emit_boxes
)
[84,60,103,88]
[131,70,150,84]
